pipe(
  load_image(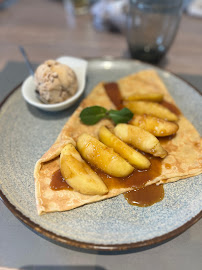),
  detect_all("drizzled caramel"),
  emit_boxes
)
[50,169,72,191]
[124,185,164,207]
[49,82,180,207]
[93,154,161,190]
[160,100,181,116]
[50,154,163,207]
[104,82,123,110]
